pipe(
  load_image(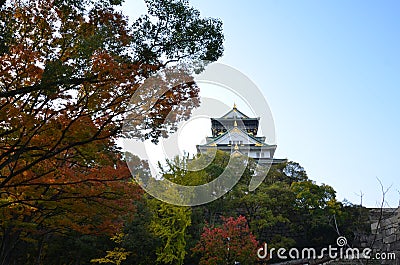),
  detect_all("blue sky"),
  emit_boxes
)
[121,1,400,207]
